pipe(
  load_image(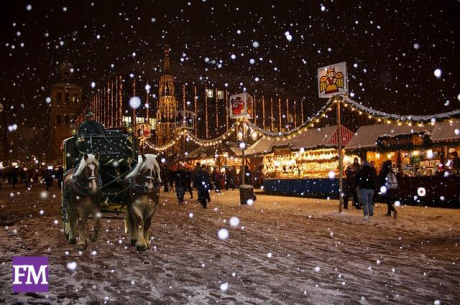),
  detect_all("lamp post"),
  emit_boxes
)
[239,141,246,185]
[336,95,344,214]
